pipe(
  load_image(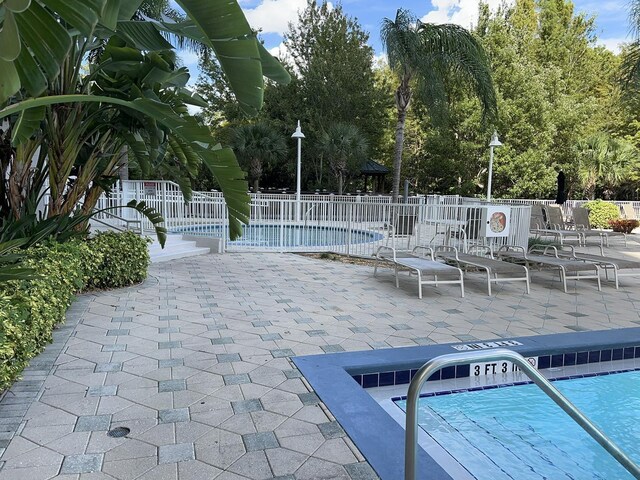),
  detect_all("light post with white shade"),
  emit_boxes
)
[291,120,305,222]
[487,130,502,202]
